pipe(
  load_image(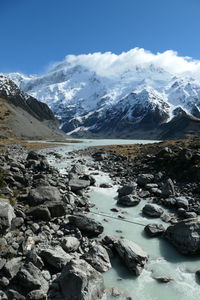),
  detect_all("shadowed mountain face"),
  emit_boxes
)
[8,60,200,139]
[0,75,63,139]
